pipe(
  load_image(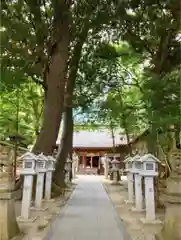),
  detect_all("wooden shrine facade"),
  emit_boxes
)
[74,145,129,174]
